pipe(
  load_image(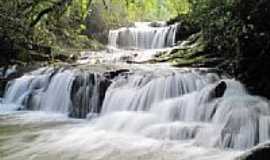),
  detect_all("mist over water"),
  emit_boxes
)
[0,22,270,160]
